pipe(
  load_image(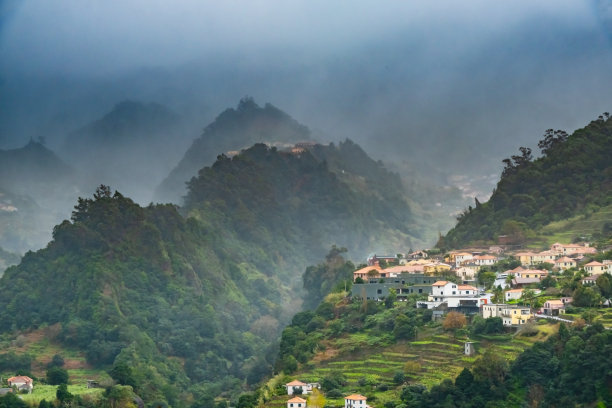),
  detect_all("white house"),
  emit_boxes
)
[7,376,33,393]
[420,281,488,309]
[286,380,308,395]
[345,394,367,408]
[285,380,320,395]
[287,397,306,408]
[504,288,524,301]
